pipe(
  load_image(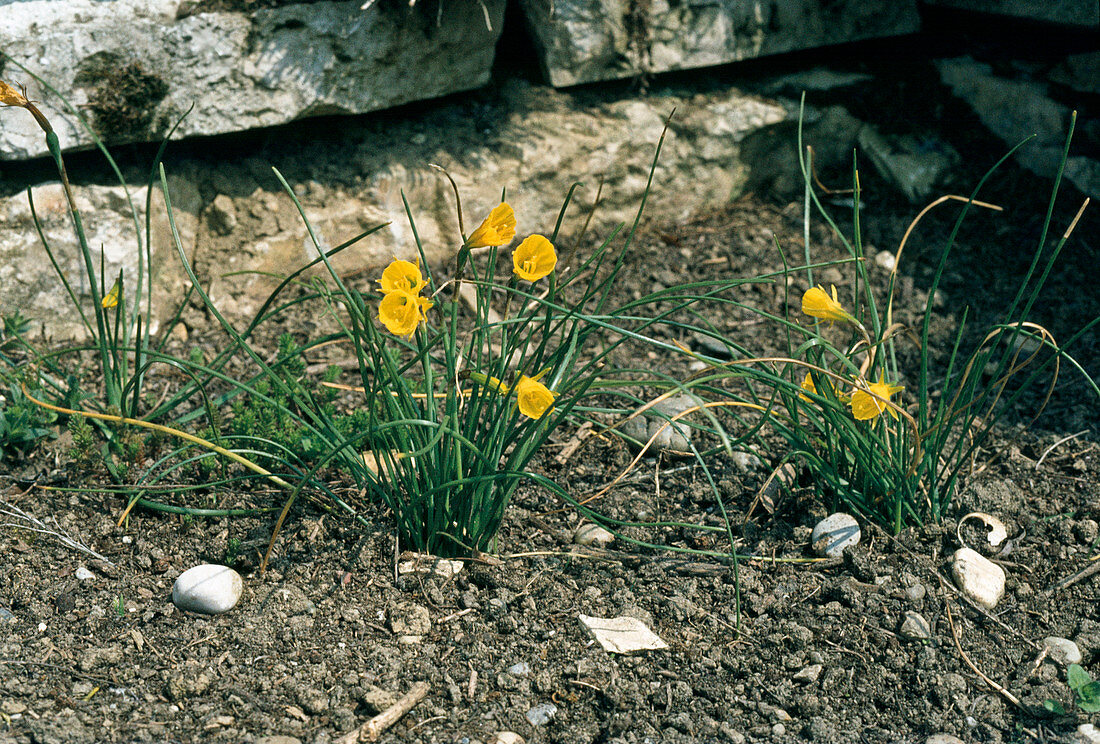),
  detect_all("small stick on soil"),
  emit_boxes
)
[1048,555,1100,593]
[1035,429,1089,470]
[941,589,1023,710]
[362,681,429,742]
